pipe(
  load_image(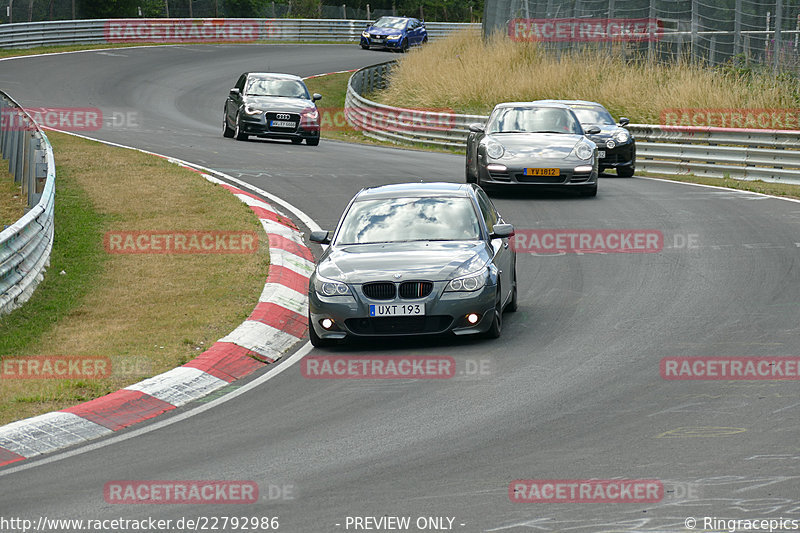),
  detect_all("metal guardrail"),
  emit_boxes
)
[345,62,800,185]
[0,18,479,48]
[0,91,55,317]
